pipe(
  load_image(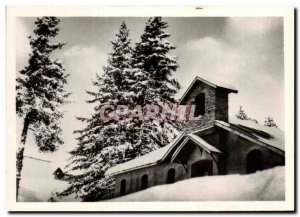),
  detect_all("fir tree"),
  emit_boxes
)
[132,17,180,104]
[57,19,181,201]
[235,106,248,120]
[16,17,69,201]
[130,17,182,150]
[264,116,278,128]
[236,106,259,124]
[57,22,138,201]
